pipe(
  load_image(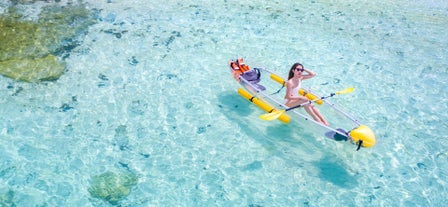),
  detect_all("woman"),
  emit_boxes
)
[285,63,329,126]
